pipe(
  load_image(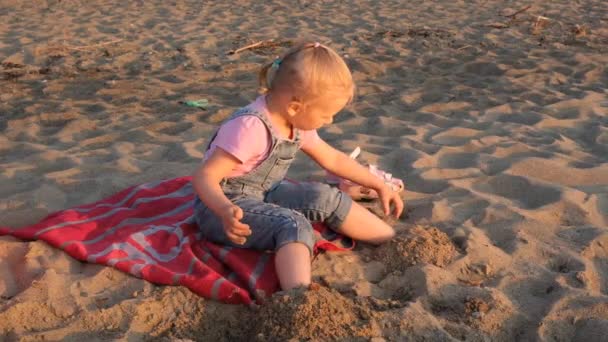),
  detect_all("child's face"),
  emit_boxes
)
[289,93,351,130]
